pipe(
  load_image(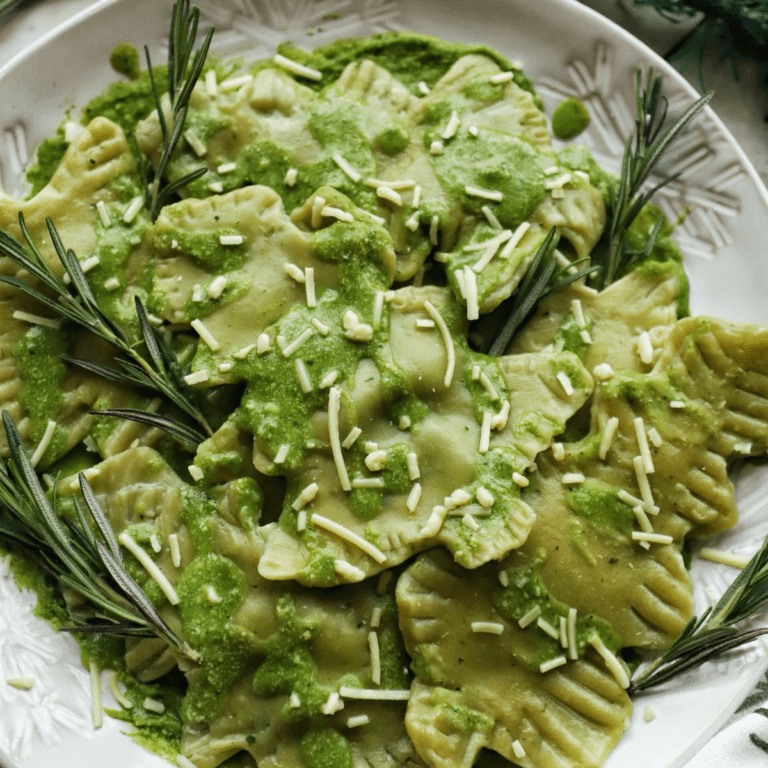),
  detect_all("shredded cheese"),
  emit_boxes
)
[332,152,362,182]
[219,73,253,91]
[219,234,243,246]
[12,310,61,329]
[598,416,619,460]
[556,371,574,397]
[347,714,370,728]
[292,483,319,511]
[31,420,57,467]
[518,605,541,628]
[465,185,503,201]
[191,318,220,352]
[311,317,330,335]
[183,370,209,385]
[442,110,461,140]
[479,412,492,454]
[320,370,338,389]
[183,129,207,156]
[423,300,455,387]
[644,705,656,722]
[118,532,179,605]
[282,327,314,358]
[312,513,387,563]
[632,531,674,544]
[169,533,181,568]
[588,635,629,688]
[352,477,384,489]
[107,670,132,709]
[476,486,495,508]
[699,547,750,569]
[339,687,410,701]
[471,621,504,635]
[273,53,322,81]
[481,205,502,230]
[406,483,422,513]
[464,266,479,320]
[537,617,560,640]
[562,473,585,485]
[634,416,655,474]
[648,426,663,447]
[512,740,526,759]
[342,426,362,449]
[285,167,298,186]
[90,661,103,728]
[429,140,444,155]
[490,71,514,84]
[334,560,366,582]
[637,330,654,364]
[462,512,480,531]
[406,452,420,481]
[512,472,528,488]
[540,656,567,673]
[295,359,313,393]
[429,215,439,245]
[567,608,578,660]
[328,387,351,490]
[632,455,656,508]
[368,631,381,685]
